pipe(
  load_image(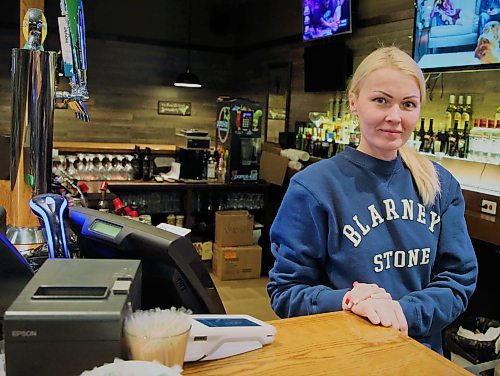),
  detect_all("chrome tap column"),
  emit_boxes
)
[7,10,56,250]
[8,3,89,252]
[8,49,57,249]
